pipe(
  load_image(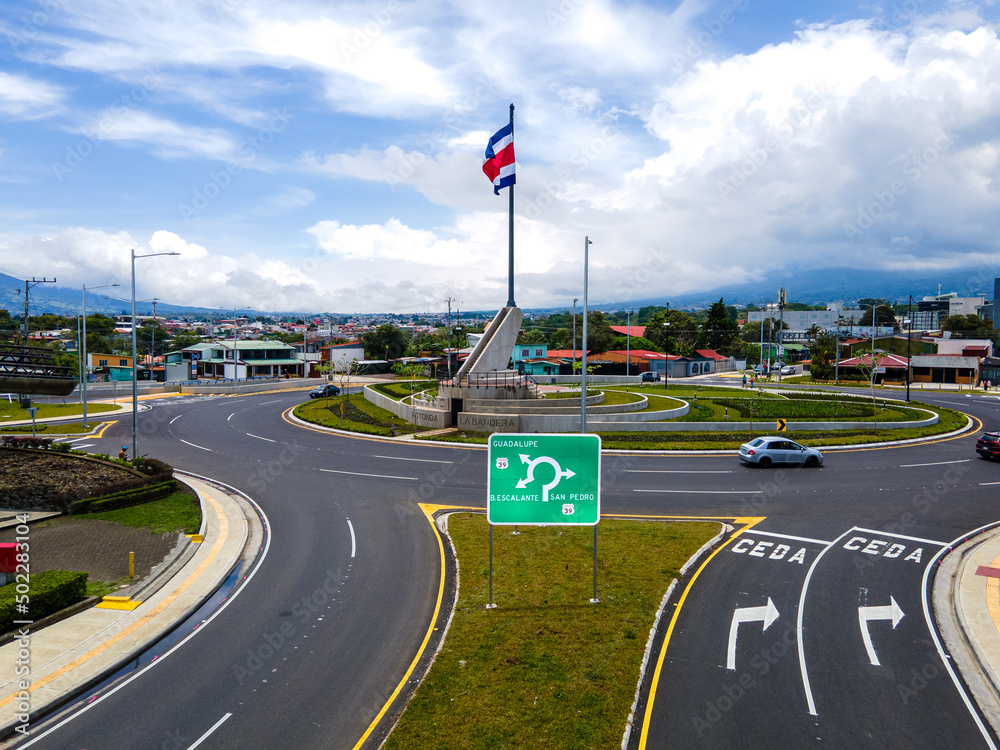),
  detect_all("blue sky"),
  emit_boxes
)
[2,0,1000,313]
